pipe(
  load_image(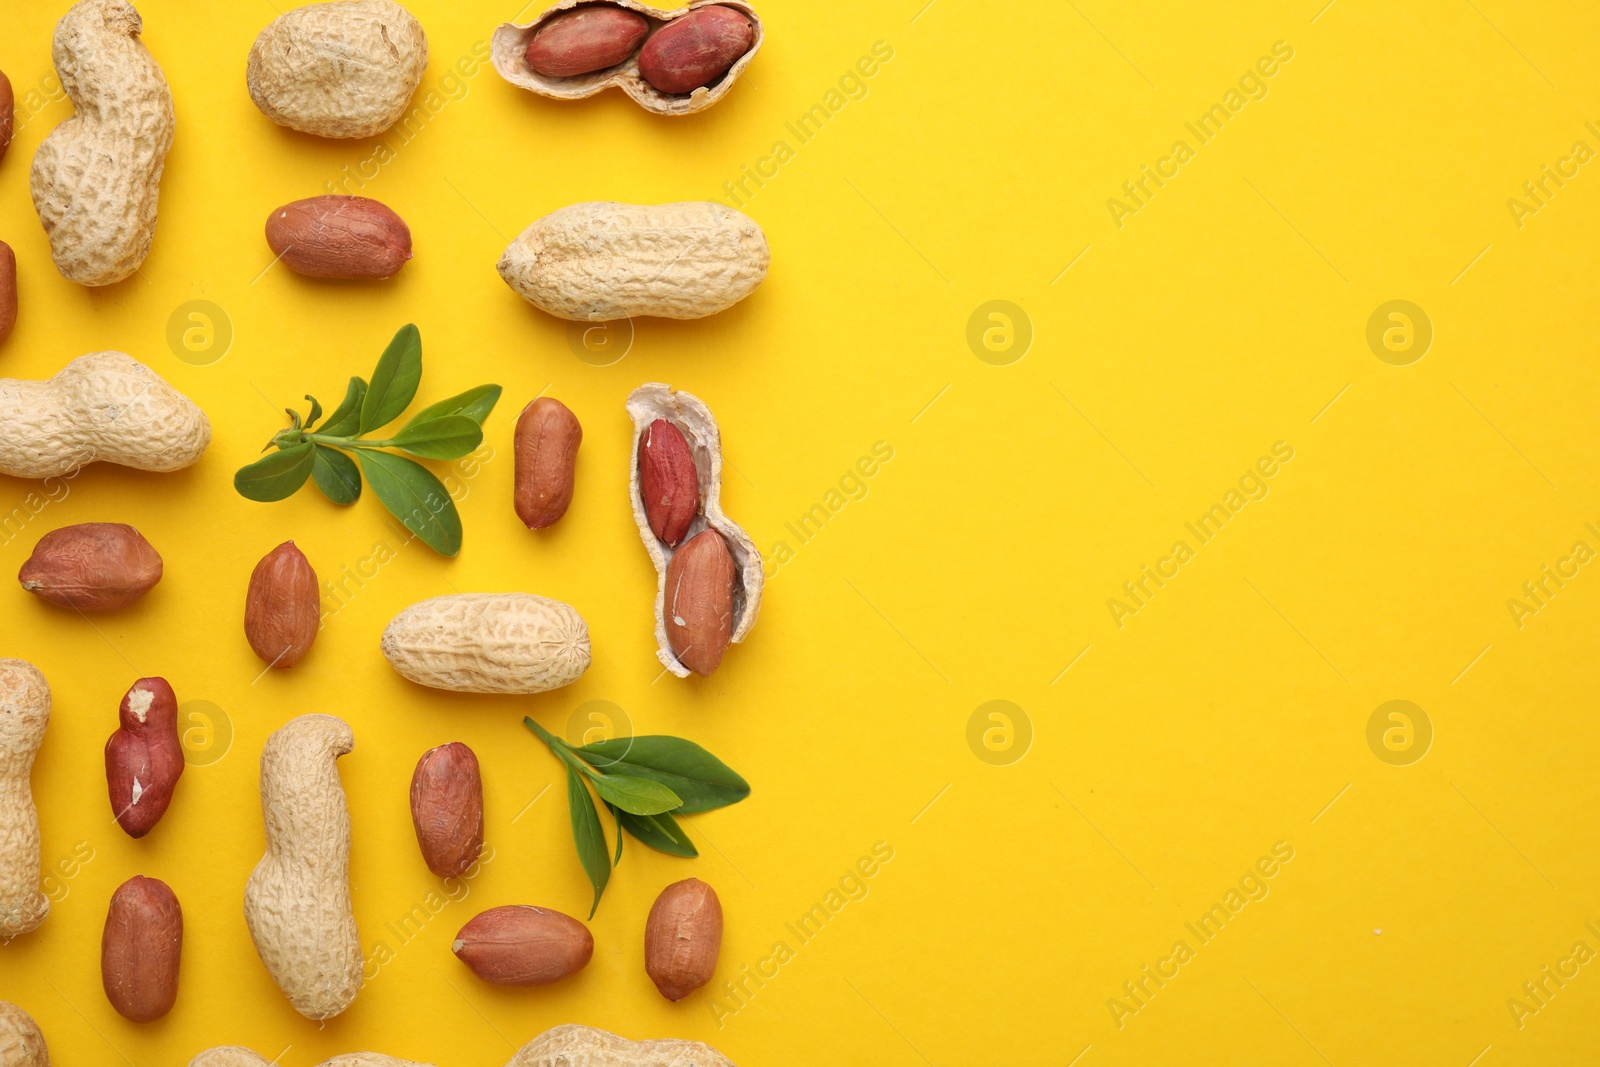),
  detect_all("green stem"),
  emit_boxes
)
[303,433,399,449]
[524,718,605,783]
